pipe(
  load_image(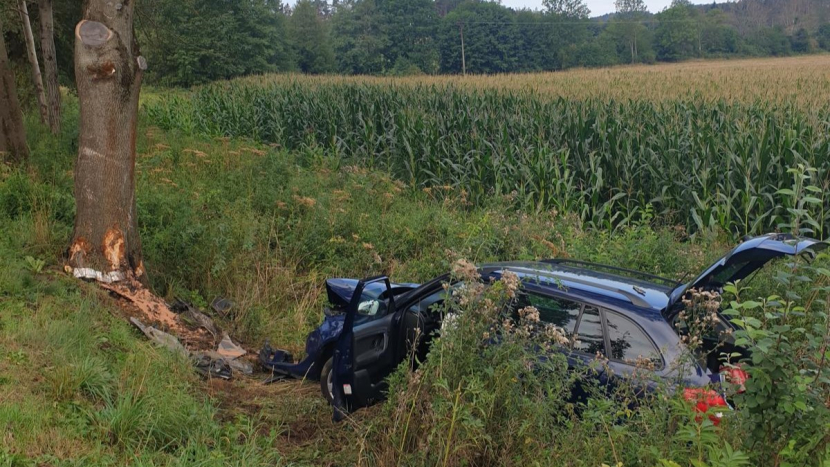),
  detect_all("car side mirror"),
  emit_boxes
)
[358,299,380,316]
